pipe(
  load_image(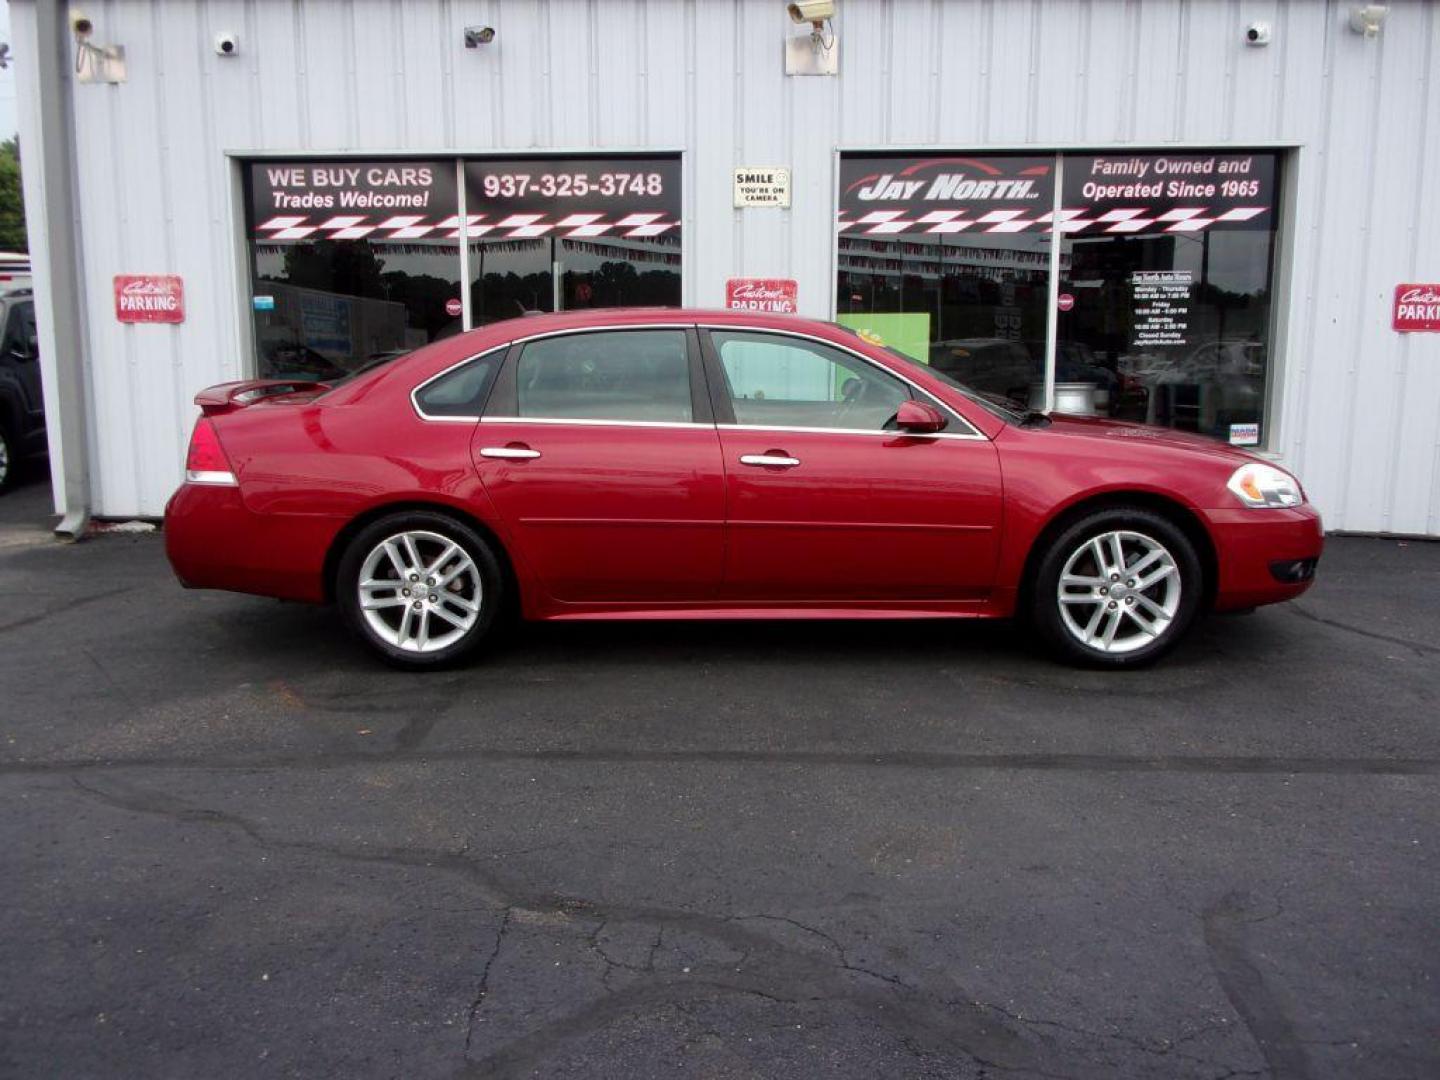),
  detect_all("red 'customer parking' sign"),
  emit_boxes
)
[1393,283,1440,332]
[114,275,185,324]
